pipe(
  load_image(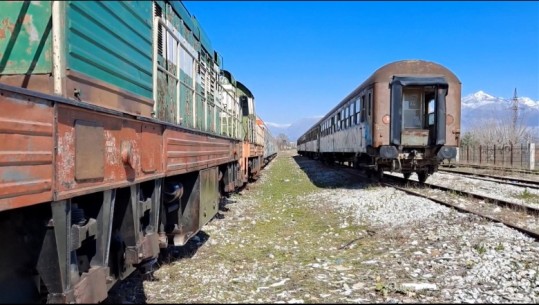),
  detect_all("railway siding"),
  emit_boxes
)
[421,172,539,207]
[113,151,539,303]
